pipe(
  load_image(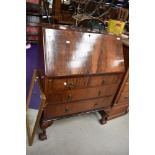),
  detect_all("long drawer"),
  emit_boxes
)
[45,74,122,92]
[46,83,119,104]
[45,96,113,118]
